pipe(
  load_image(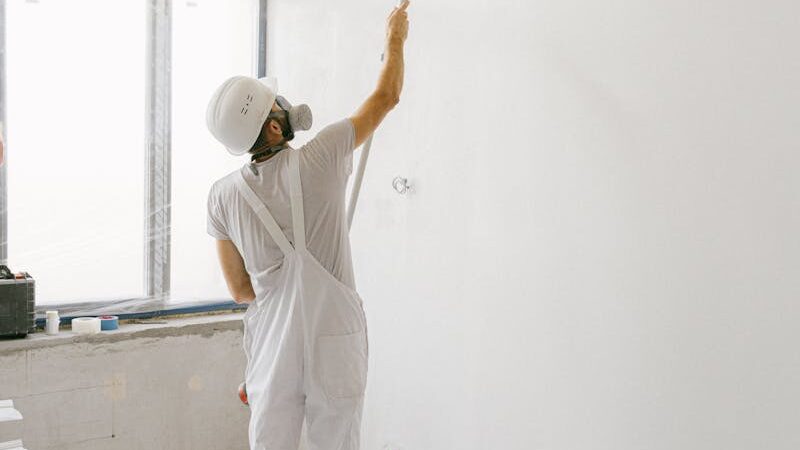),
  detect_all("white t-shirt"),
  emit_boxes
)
[207,119,357,299]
